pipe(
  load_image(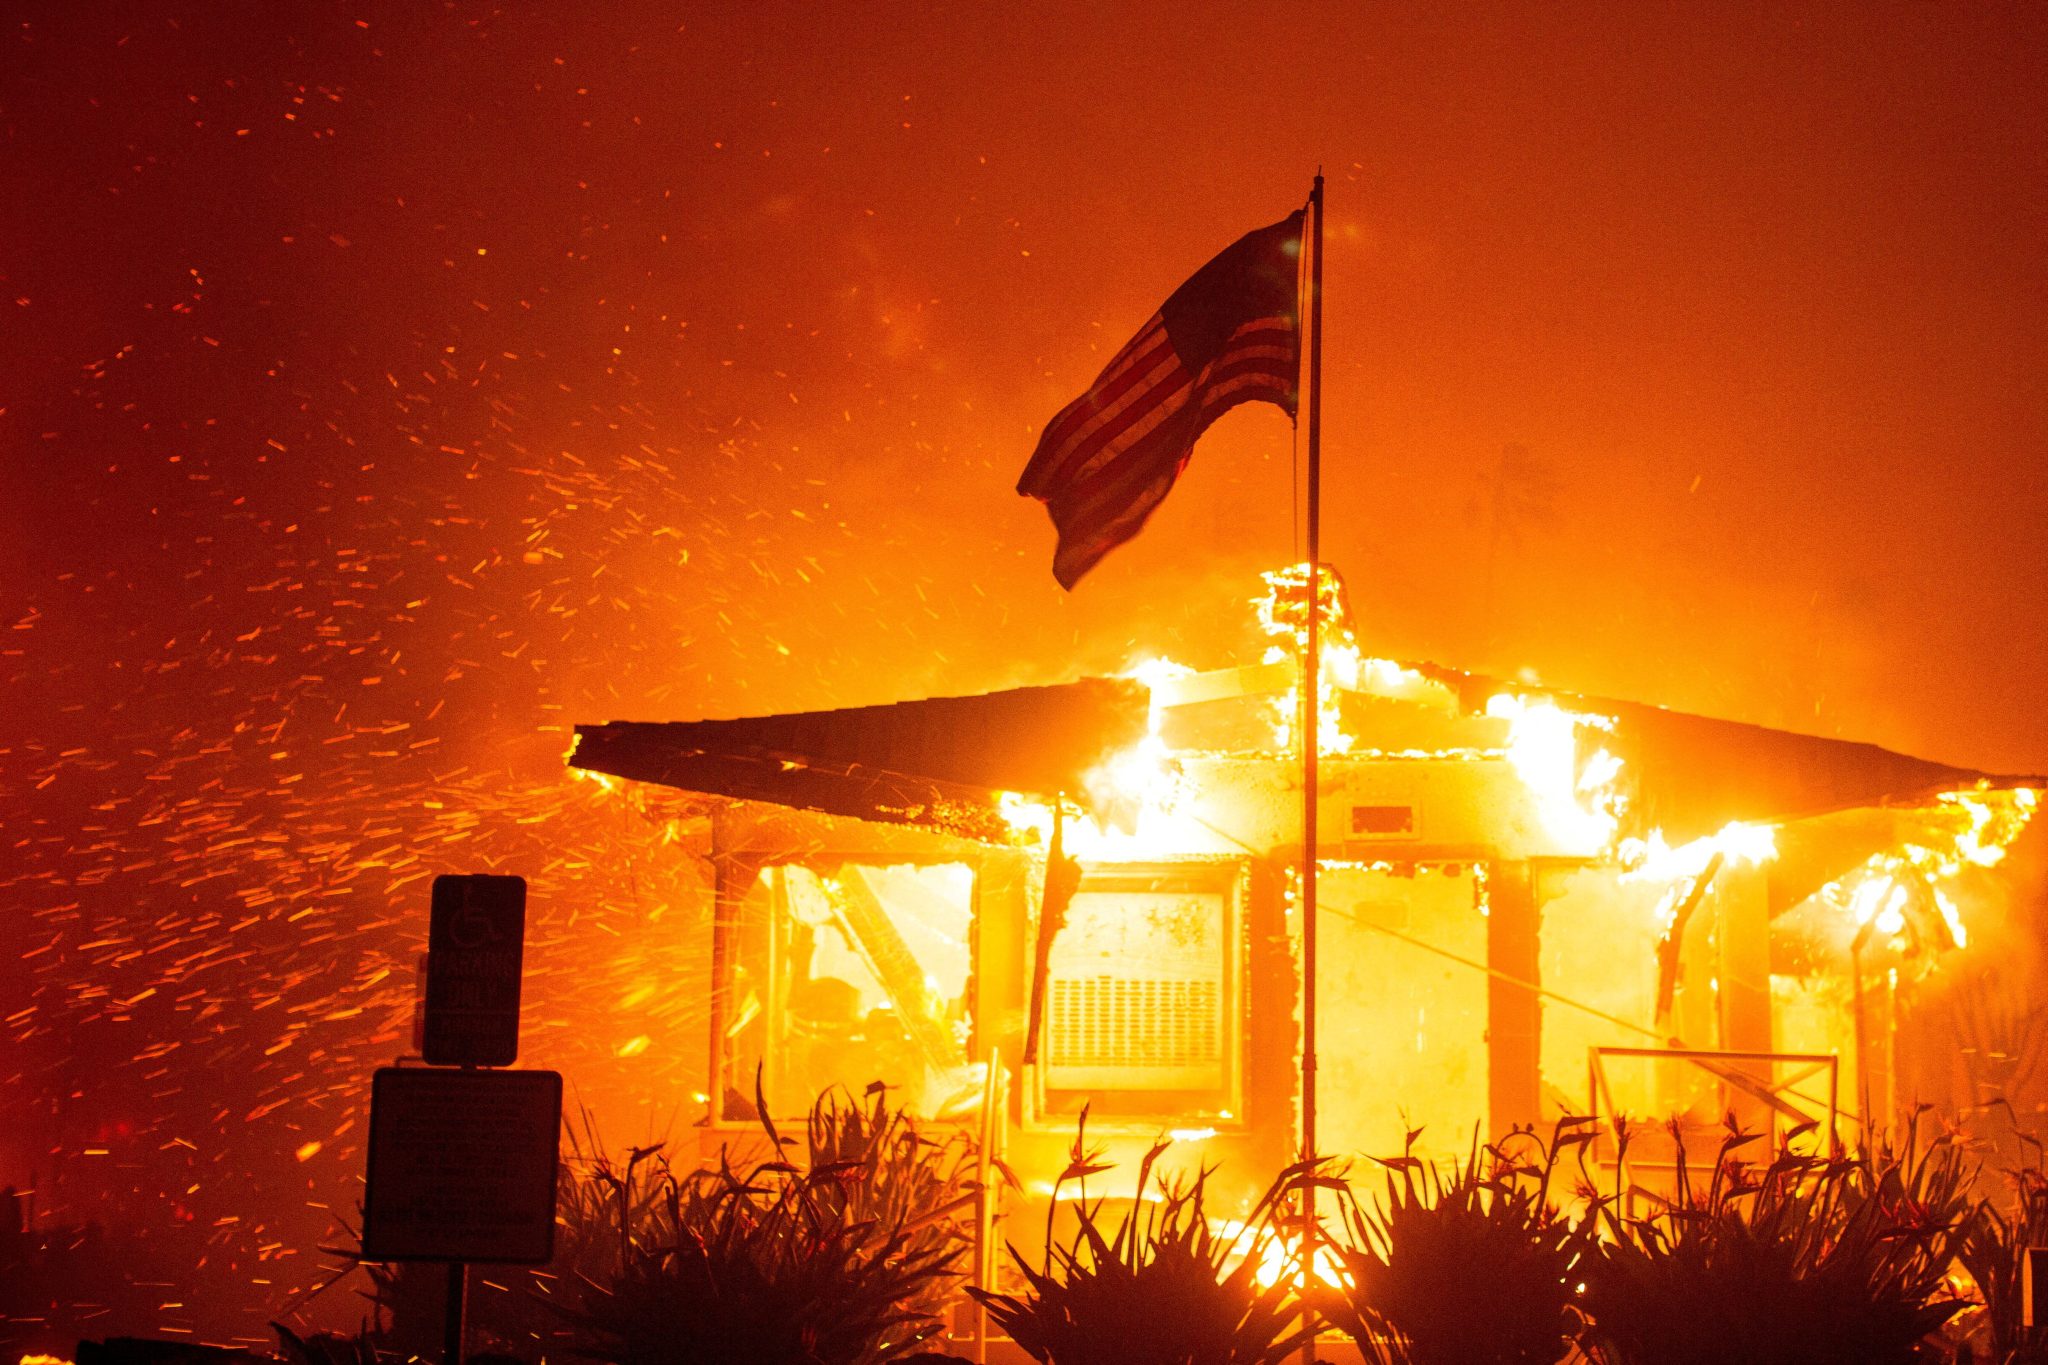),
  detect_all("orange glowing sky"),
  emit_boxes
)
[1,0,2044,1343]
[6,3,2046,768]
